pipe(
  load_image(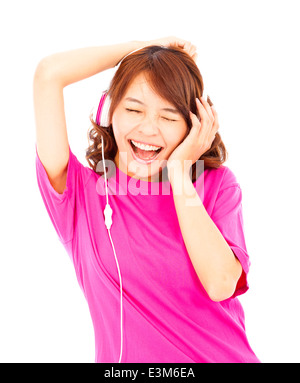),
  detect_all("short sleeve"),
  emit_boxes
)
[35,144,86,244]
[211,172,250,298]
